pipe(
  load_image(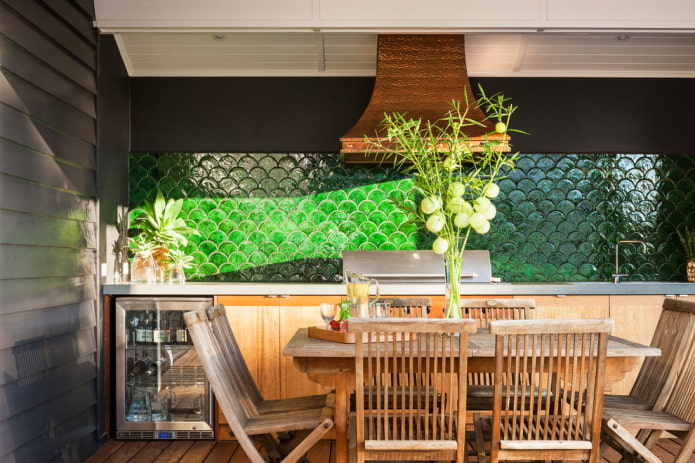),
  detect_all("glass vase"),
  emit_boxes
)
[169,265,186,284]
[444,253,463,318]
[131,251,157,284]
